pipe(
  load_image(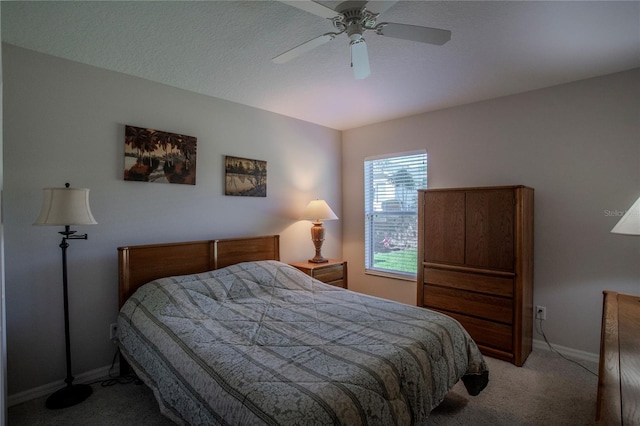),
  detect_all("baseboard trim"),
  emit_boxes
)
[8,363,118,407]
[9,340,599,407]
[532,338,599,365]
